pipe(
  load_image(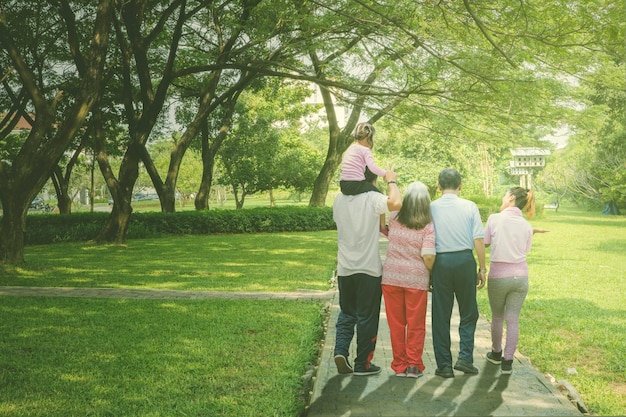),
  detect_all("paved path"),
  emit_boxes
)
[305,291,582,416]
[0,286,333,301]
